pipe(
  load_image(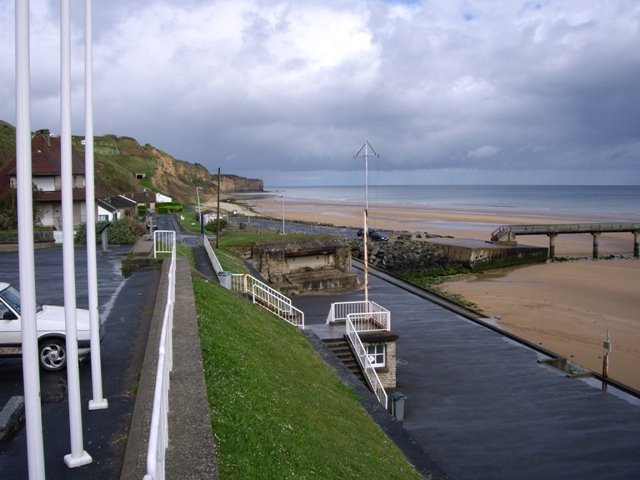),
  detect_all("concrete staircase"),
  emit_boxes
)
[323,338,366,385]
